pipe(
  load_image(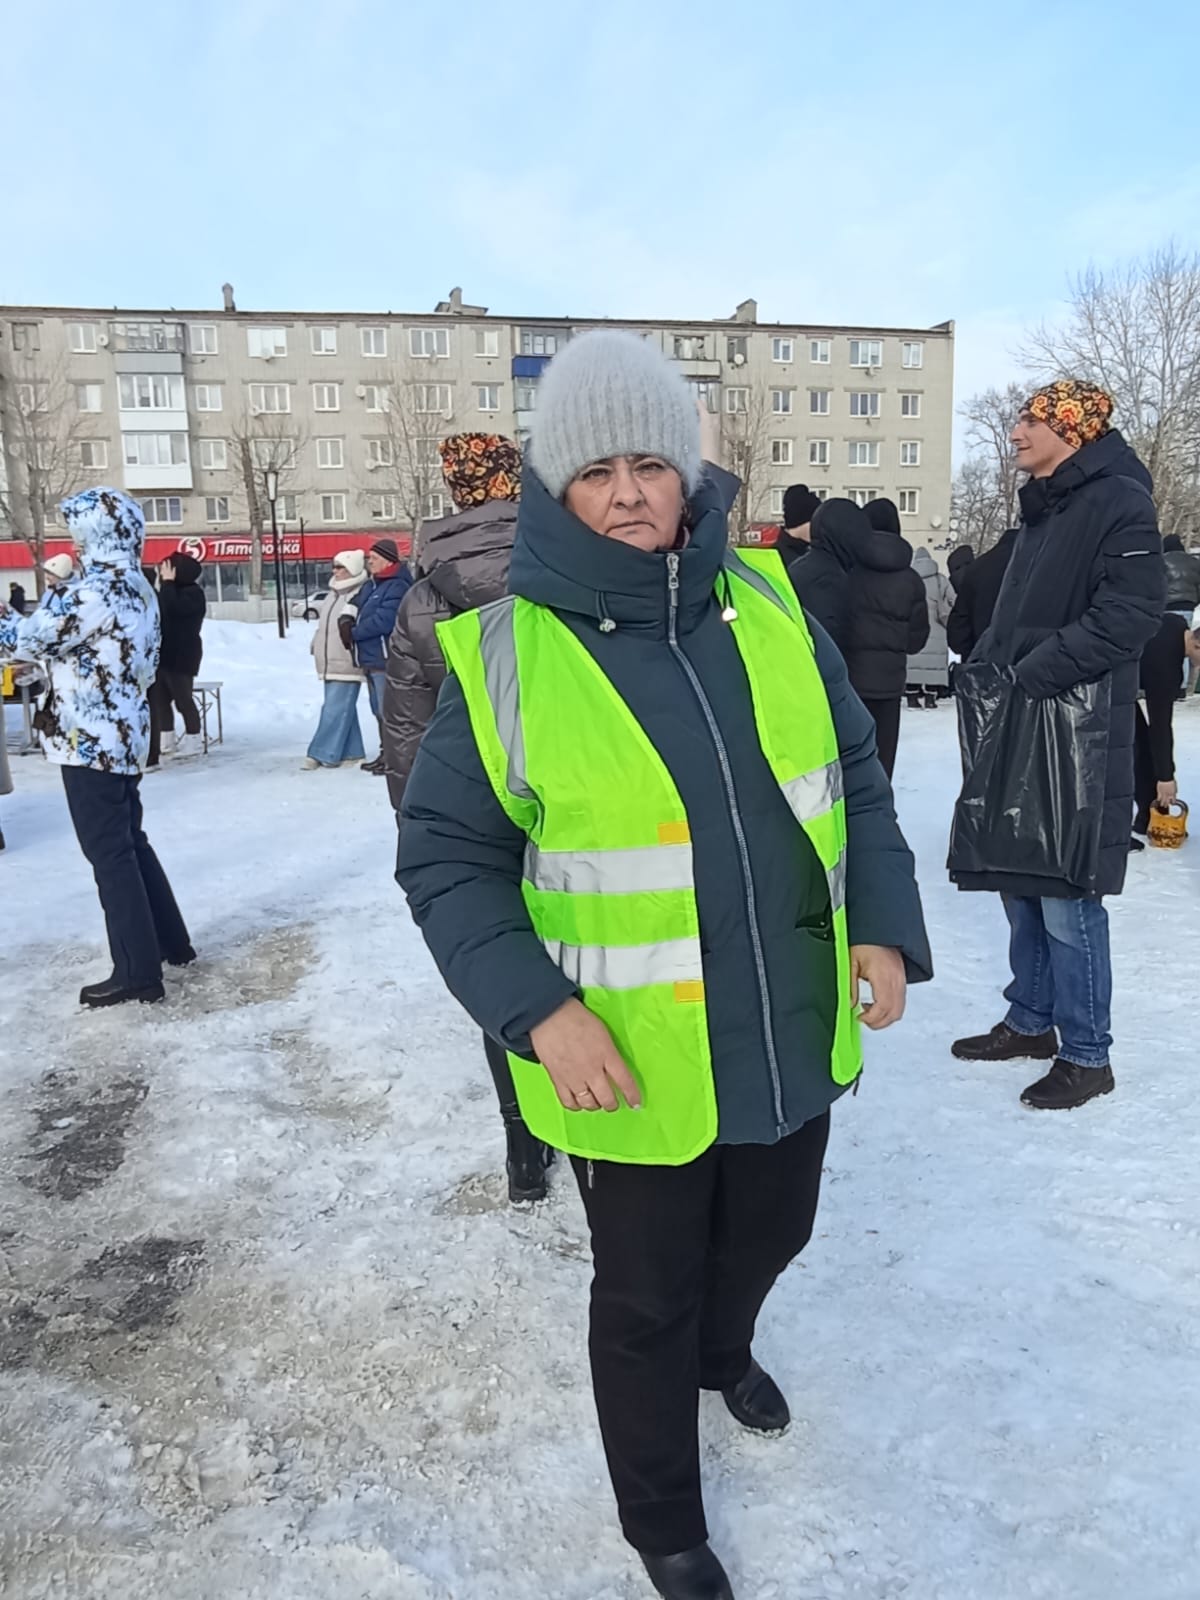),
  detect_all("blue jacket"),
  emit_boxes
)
[350,567,412,670]
[397,470,932,1146]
